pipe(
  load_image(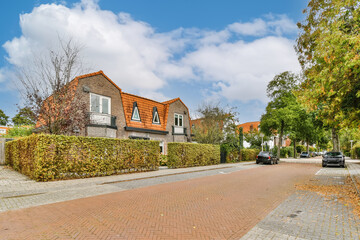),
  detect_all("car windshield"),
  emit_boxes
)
[301,152,308,154]
[326,152,342,156]
[259,152,269,156]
